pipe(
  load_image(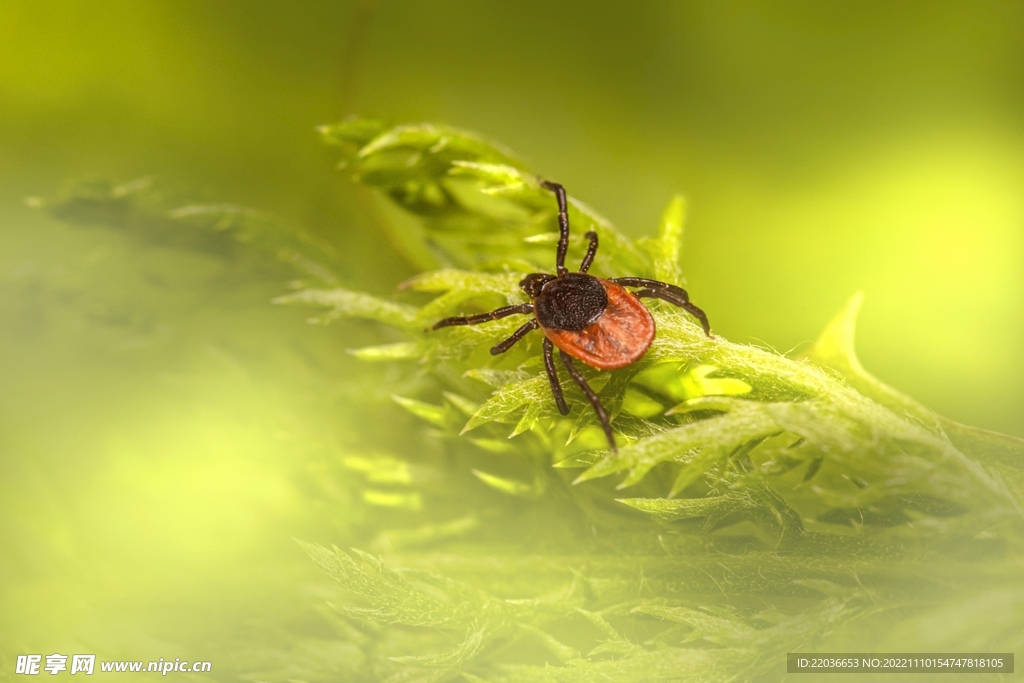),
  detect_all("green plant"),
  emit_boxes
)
[46,120,1024,682]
